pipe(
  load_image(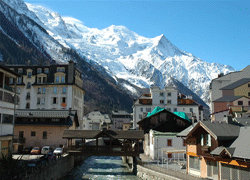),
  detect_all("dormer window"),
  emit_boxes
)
[57,67,65,72]
[61,76,65,83]
[45,68,49,74]
[55,76,59,83]
[37,68,42,74]
[27,82,31,89]
[28,72,32,78]
[18,68,23,74]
